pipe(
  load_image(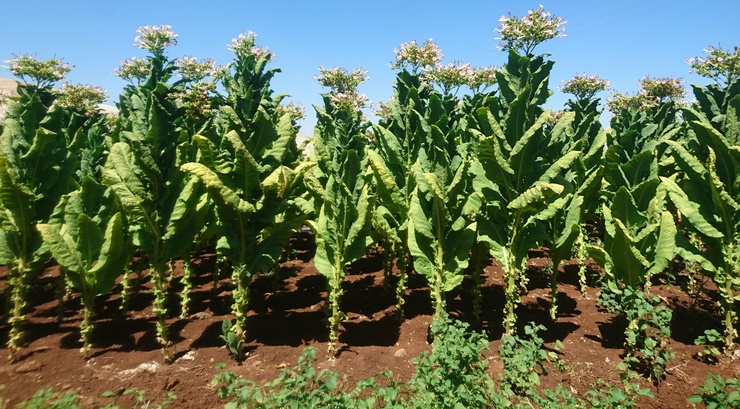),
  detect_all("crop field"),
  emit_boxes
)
[0,7,739,408]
